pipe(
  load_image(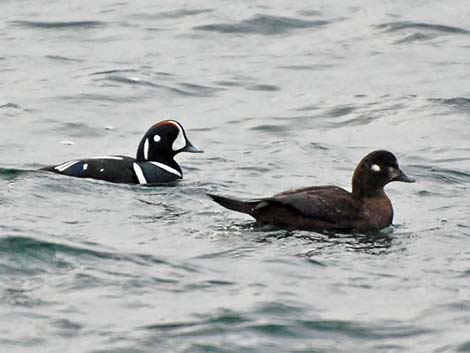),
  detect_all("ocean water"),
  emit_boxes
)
[1,1,470,352]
